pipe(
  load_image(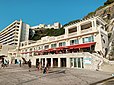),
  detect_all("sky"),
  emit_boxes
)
[0,0,106,31]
